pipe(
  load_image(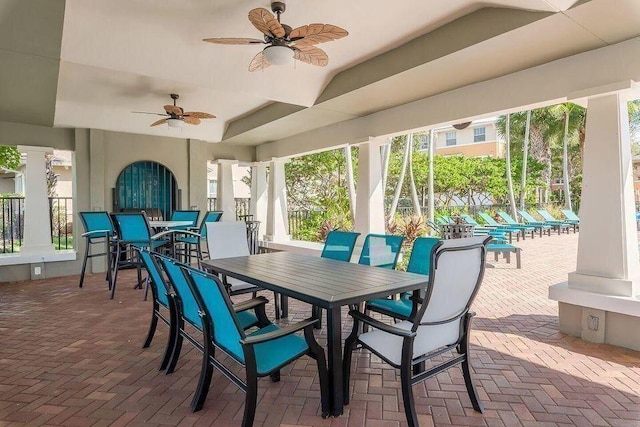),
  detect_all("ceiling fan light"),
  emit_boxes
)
[263,45,293,66]
[167,118,184,128]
